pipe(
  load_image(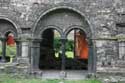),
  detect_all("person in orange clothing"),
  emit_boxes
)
[75,31,89,61]
[6,33,15,47]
